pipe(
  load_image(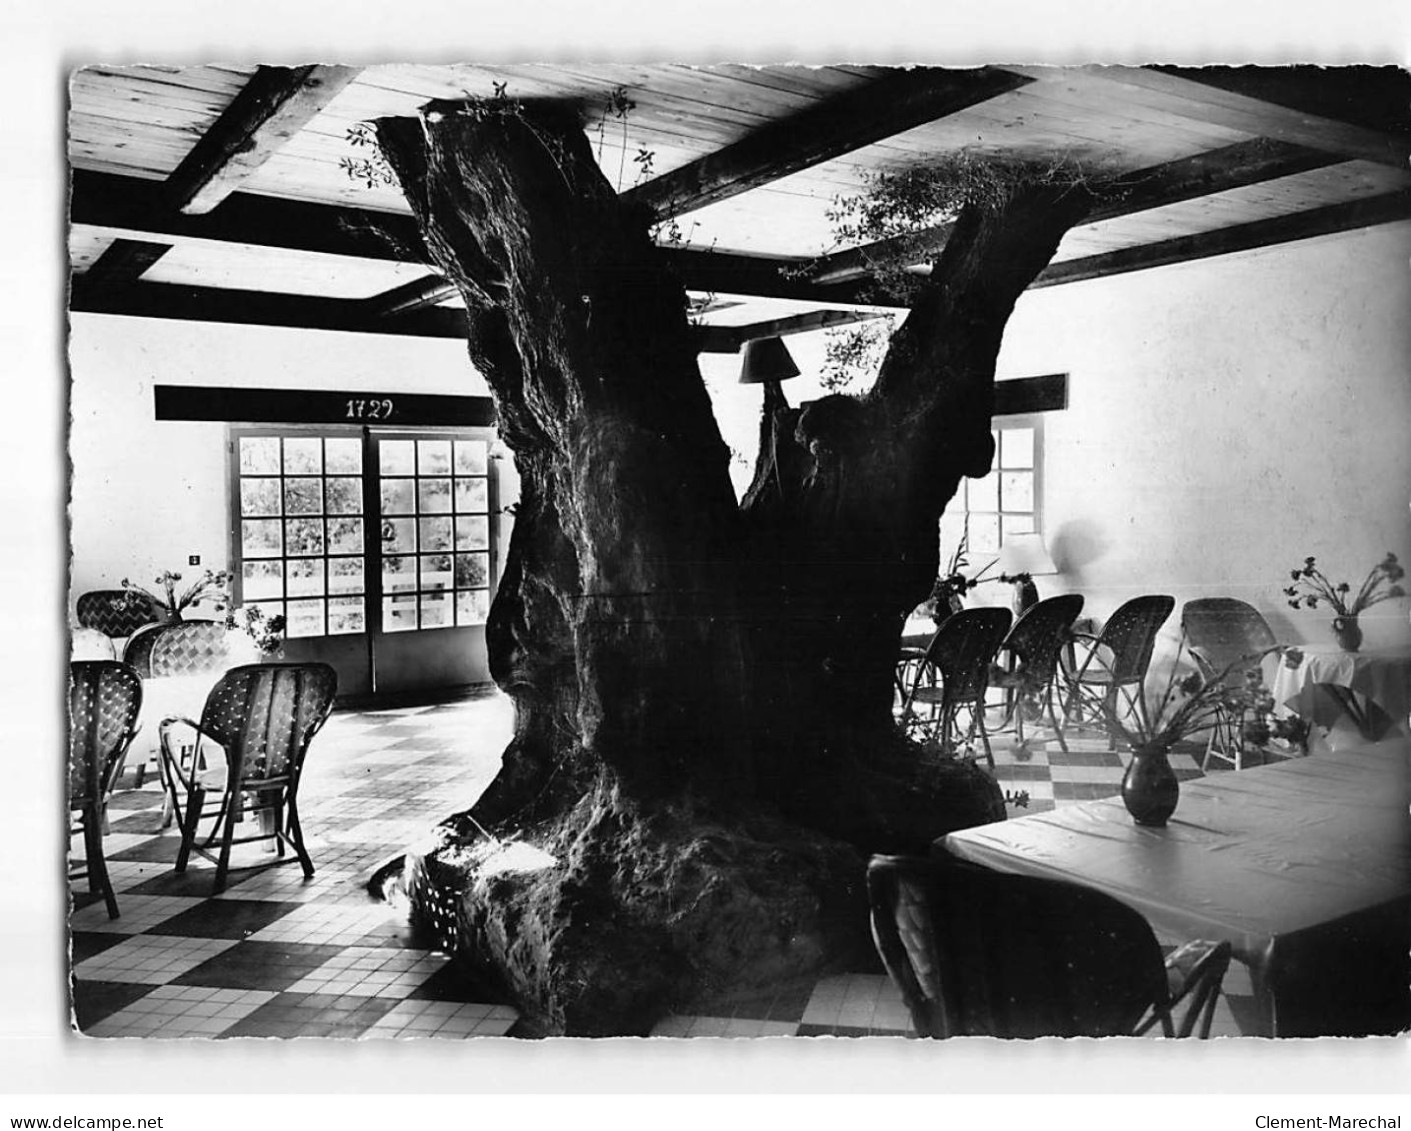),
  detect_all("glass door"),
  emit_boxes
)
[230,426,497,701]
[370,432,495,696]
